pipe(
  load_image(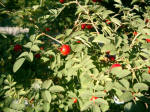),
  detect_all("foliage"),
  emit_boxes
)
[0,0,150,112]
